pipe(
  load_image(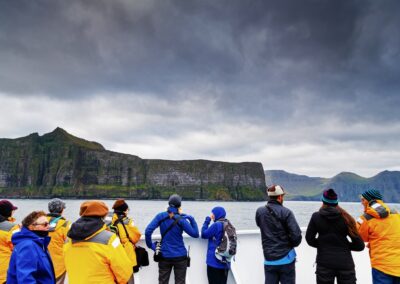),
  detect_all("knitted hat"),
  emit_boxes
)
[168,194,182,208]
[48,198,66,213]
[212,206,226,220]
[321,189,338,205]
[0,200,18,218]
[112,199,128,212]
[79,200,109,217]
[267,185,286,196]
[361,189,383,202]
